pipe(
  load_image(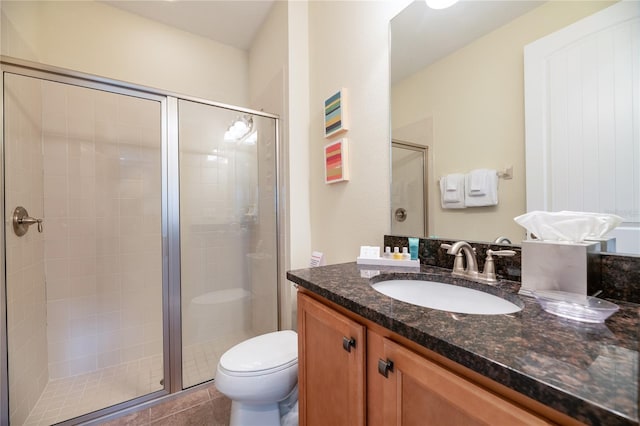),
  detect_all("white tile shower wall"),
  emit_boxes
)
[179,102,256,355]
[180,152,251,325]
[41,81,163,381]
[4,74,49,425]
